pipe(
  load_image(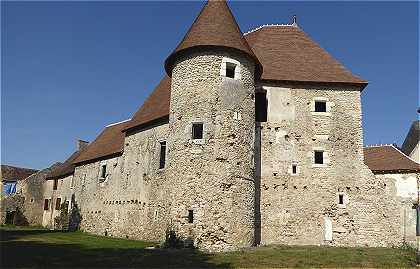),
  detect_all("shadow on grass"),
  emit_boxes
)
[0,229,231,268]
